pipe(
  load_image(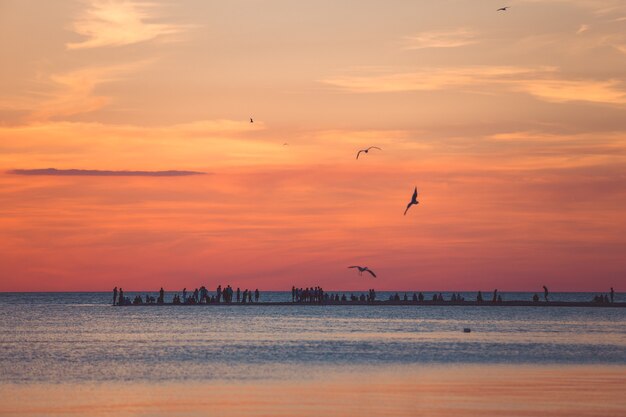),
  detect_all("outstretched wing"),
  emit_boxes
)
[356,150,363,160]
[348,266,360,269]
[368,146,382,151]
[365,269,377,278]
[404,202,413,216]
[412,187,418,201]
